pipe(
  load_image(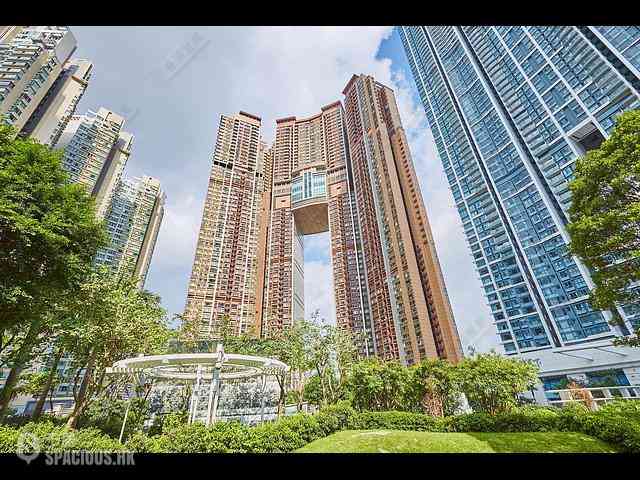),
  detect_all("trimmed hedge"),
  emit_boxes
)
[0,421,125,454]
[126,403,356,453]
[1,401,638,453]
[348,411,447,432]
[350,404,639,451]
